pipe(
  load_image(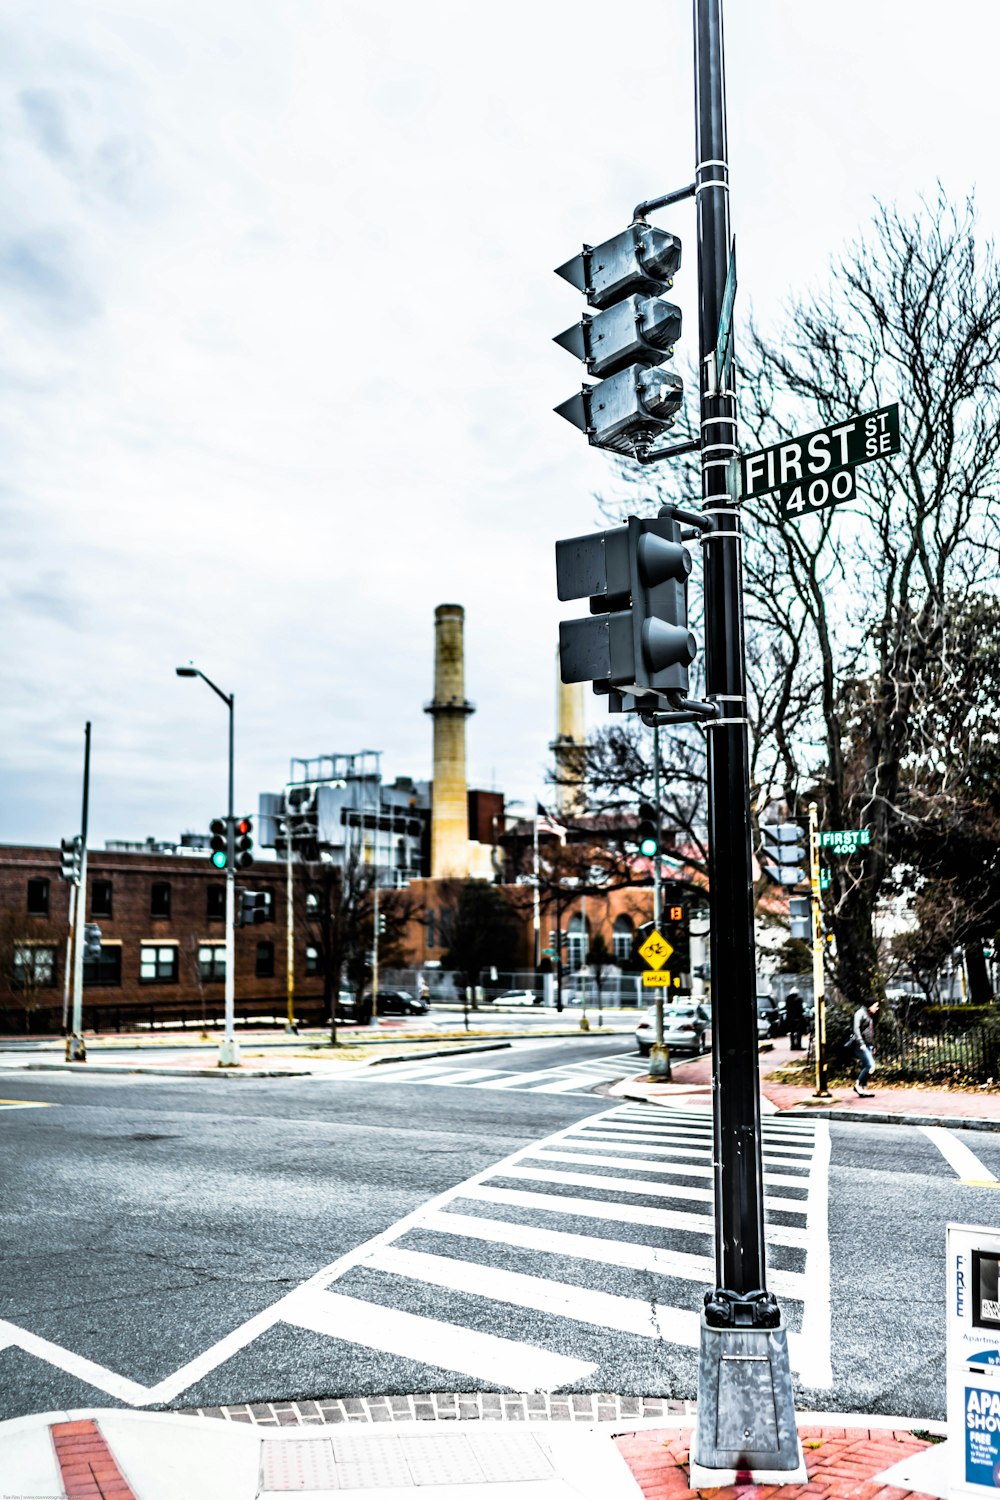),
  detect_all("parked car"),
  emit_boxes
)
[757,996,782,1037]
[335,990,357,1020]
[493,988,541,1006]
[373,990,429,1016]
[635,1004,710,1057]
